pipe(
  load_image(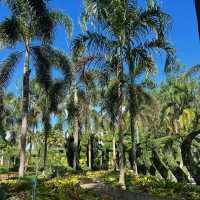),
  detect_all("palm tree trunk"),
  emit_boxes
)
[27,135,32,166]
[100,148,103,169]
[181,129,200,184]
[43,132,48,170]
[88,135,92,170]
[73,87,82,170]
[117,63,126,189]
[152,148,169,180]
[1,149,3,166]
[112,126,117,171]
[118,108,126,188]
[73,116,78,170]
[128,54,139,176]
[73,116,81,170]
[43,114,50,170]
[0,89,4,137]
[130,113,138,176]
[19,47,30,177]
[168,164,189,183]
